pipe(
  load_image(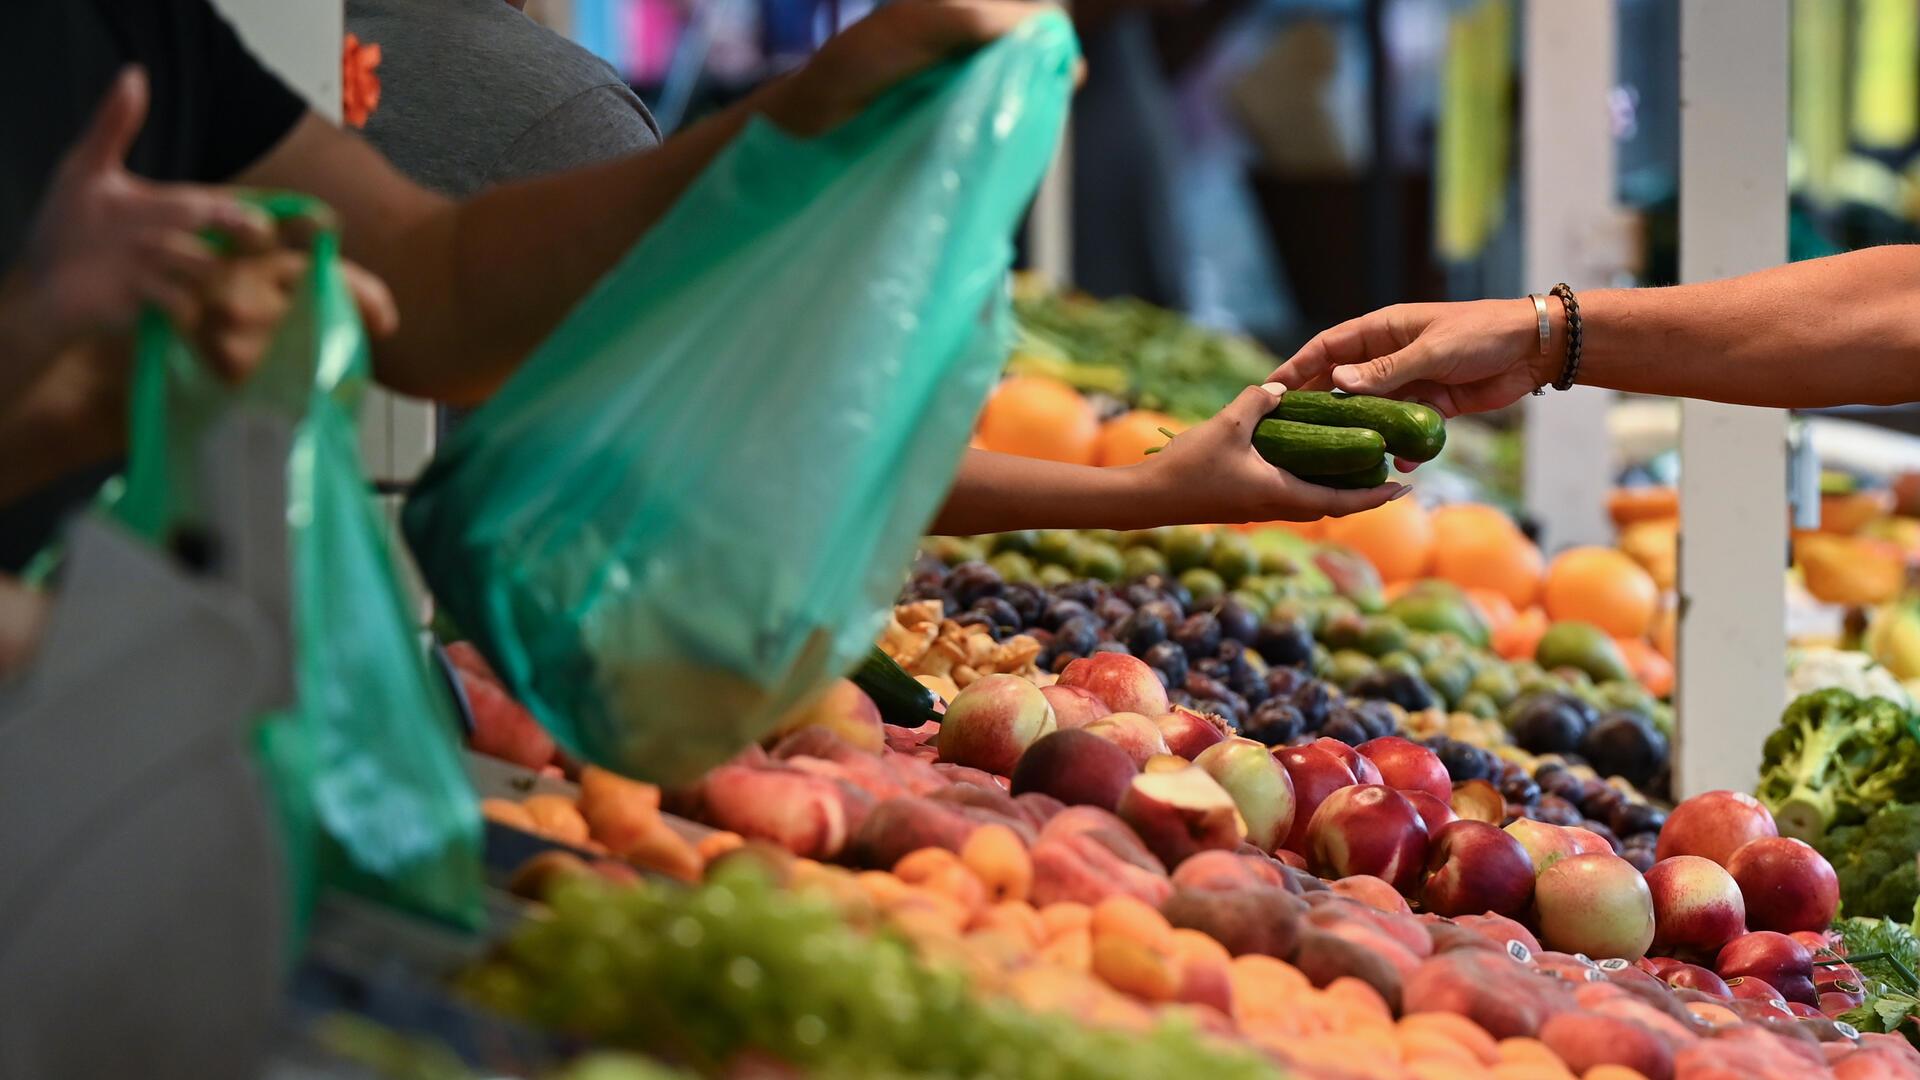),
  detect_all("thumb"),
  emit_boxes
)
[69,67,149,175]
[1221,382,1285,431]
[1331,343,1425,396]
